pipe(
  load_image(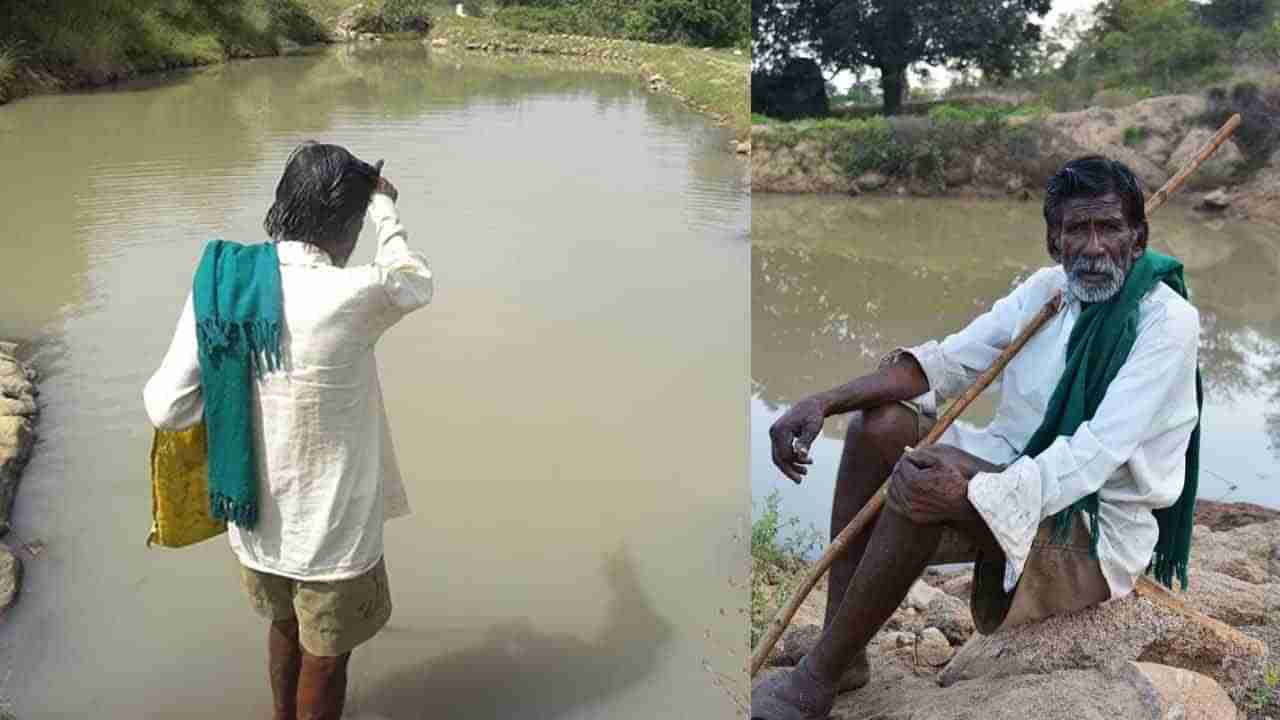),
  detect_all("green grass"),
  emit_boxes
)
[0,0,350,101]
[751,491,821,646]
[1123,125,1146,147]
[433,15,750,137]
[1248,663,1279,714]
